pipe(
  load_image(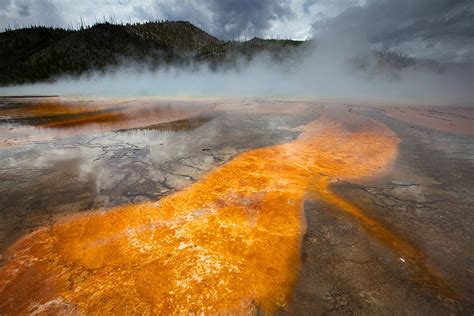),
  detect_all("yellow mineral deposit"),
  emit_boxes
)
[1,114,407,314]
